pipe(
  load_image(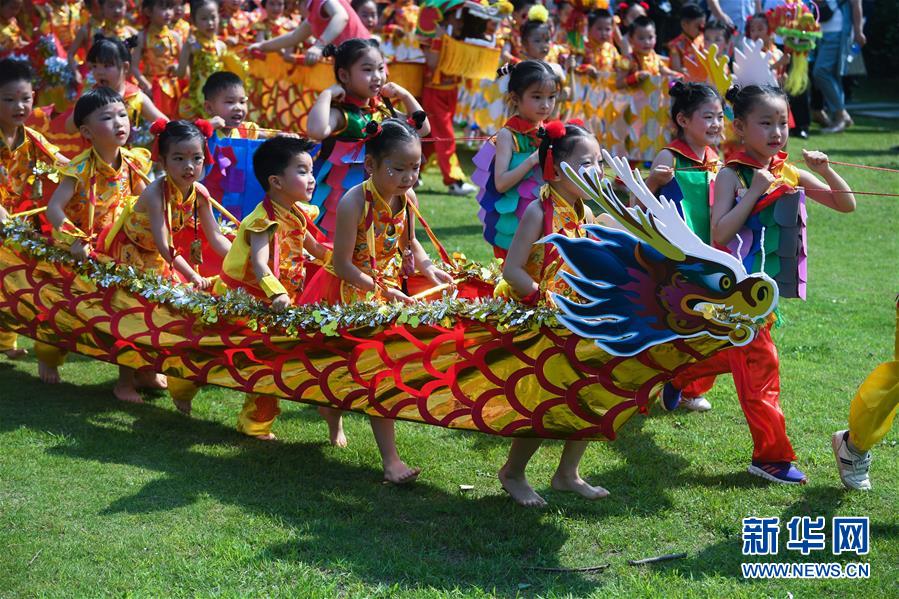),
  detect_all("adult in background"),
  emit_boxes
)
[813,0,865,133]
